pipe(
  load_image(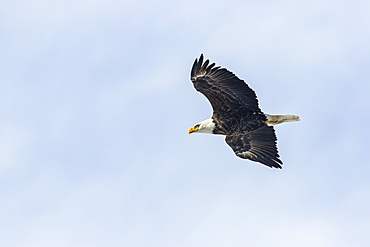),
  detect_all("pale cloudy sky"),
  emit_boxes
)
[1,0,369,246]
